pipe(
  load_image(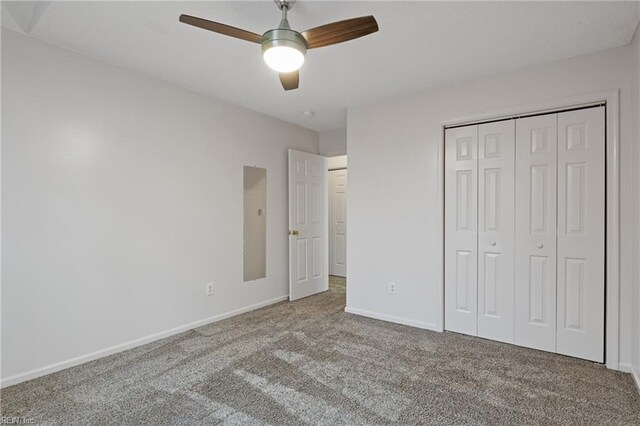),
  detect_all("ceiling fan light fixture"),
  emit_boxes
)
[180,0,378,91]
[262,28,307,73]
[263,46,304,72]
